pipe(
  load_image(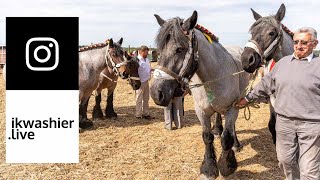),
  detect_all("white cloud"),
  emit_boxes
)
[0,0,319,48]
